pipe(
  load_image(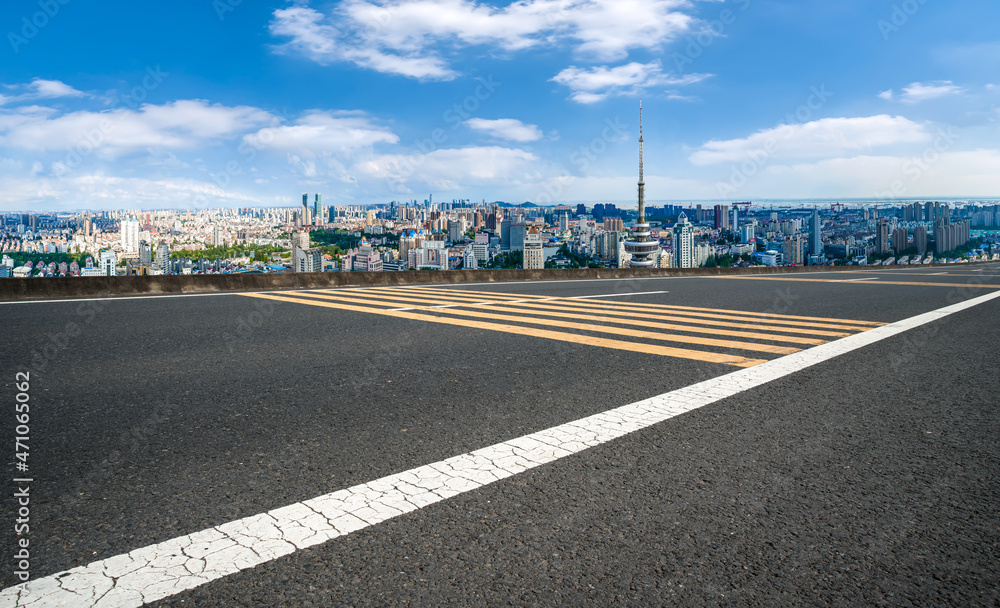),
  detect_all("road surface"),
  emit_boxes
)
[2,265,999,607]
